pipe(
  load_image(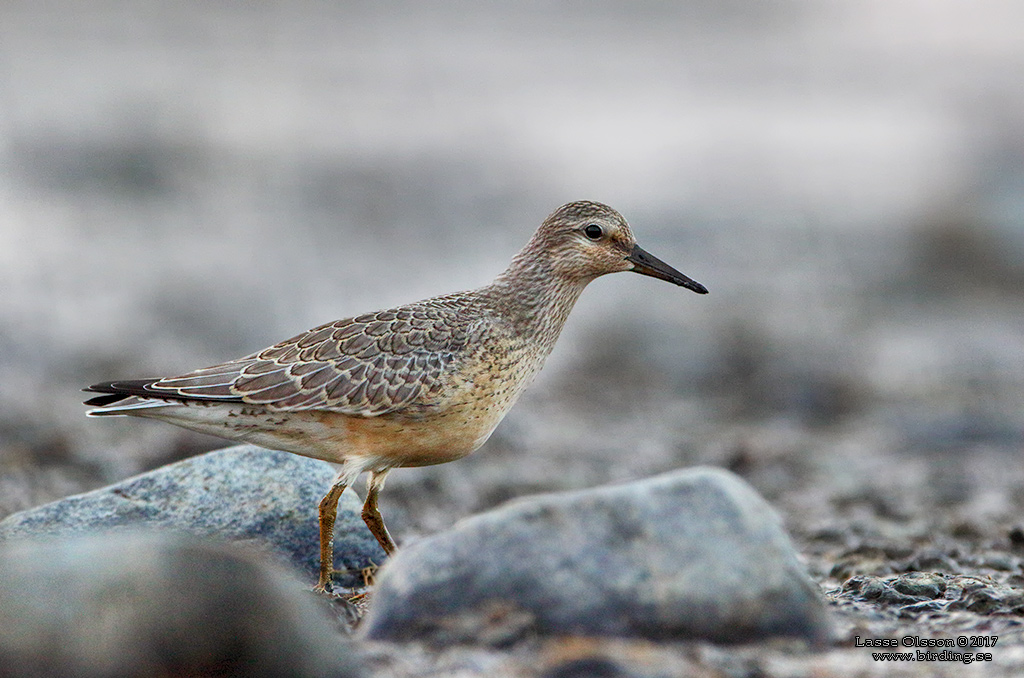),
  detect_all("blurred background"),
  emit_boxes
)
[1,1,1022,552]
